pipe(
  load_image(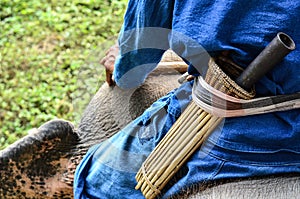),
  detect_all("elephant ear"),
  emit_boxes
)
[0,119,78,198]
